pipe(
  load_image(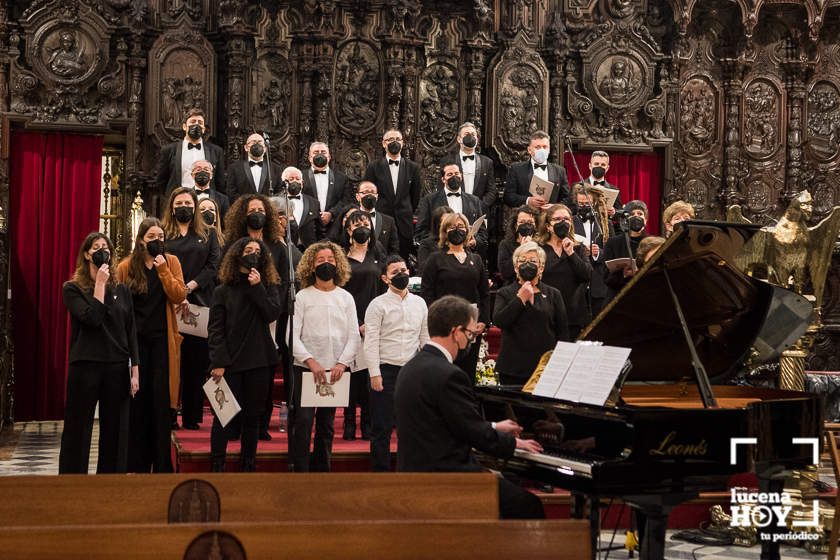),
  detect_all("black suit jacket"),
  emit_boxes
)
[195,188,230,221]
[362,157,422,239]
[574,216,612,300]
[226,159,283,202]
[503,161,570,208]
[155,139,227,197]
[302,168,352,223]
[289,193,324,251]
[394,344,516,472]
[415,189,487,258]
[441,152,497,211]
[328,206,400,256]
